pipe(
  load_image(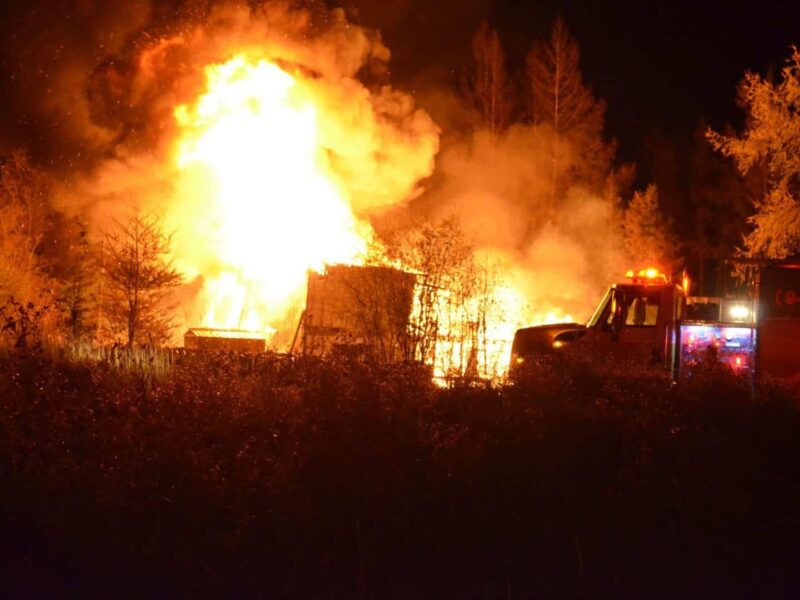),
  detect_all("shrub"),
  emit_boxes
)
[0,353,798,597]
